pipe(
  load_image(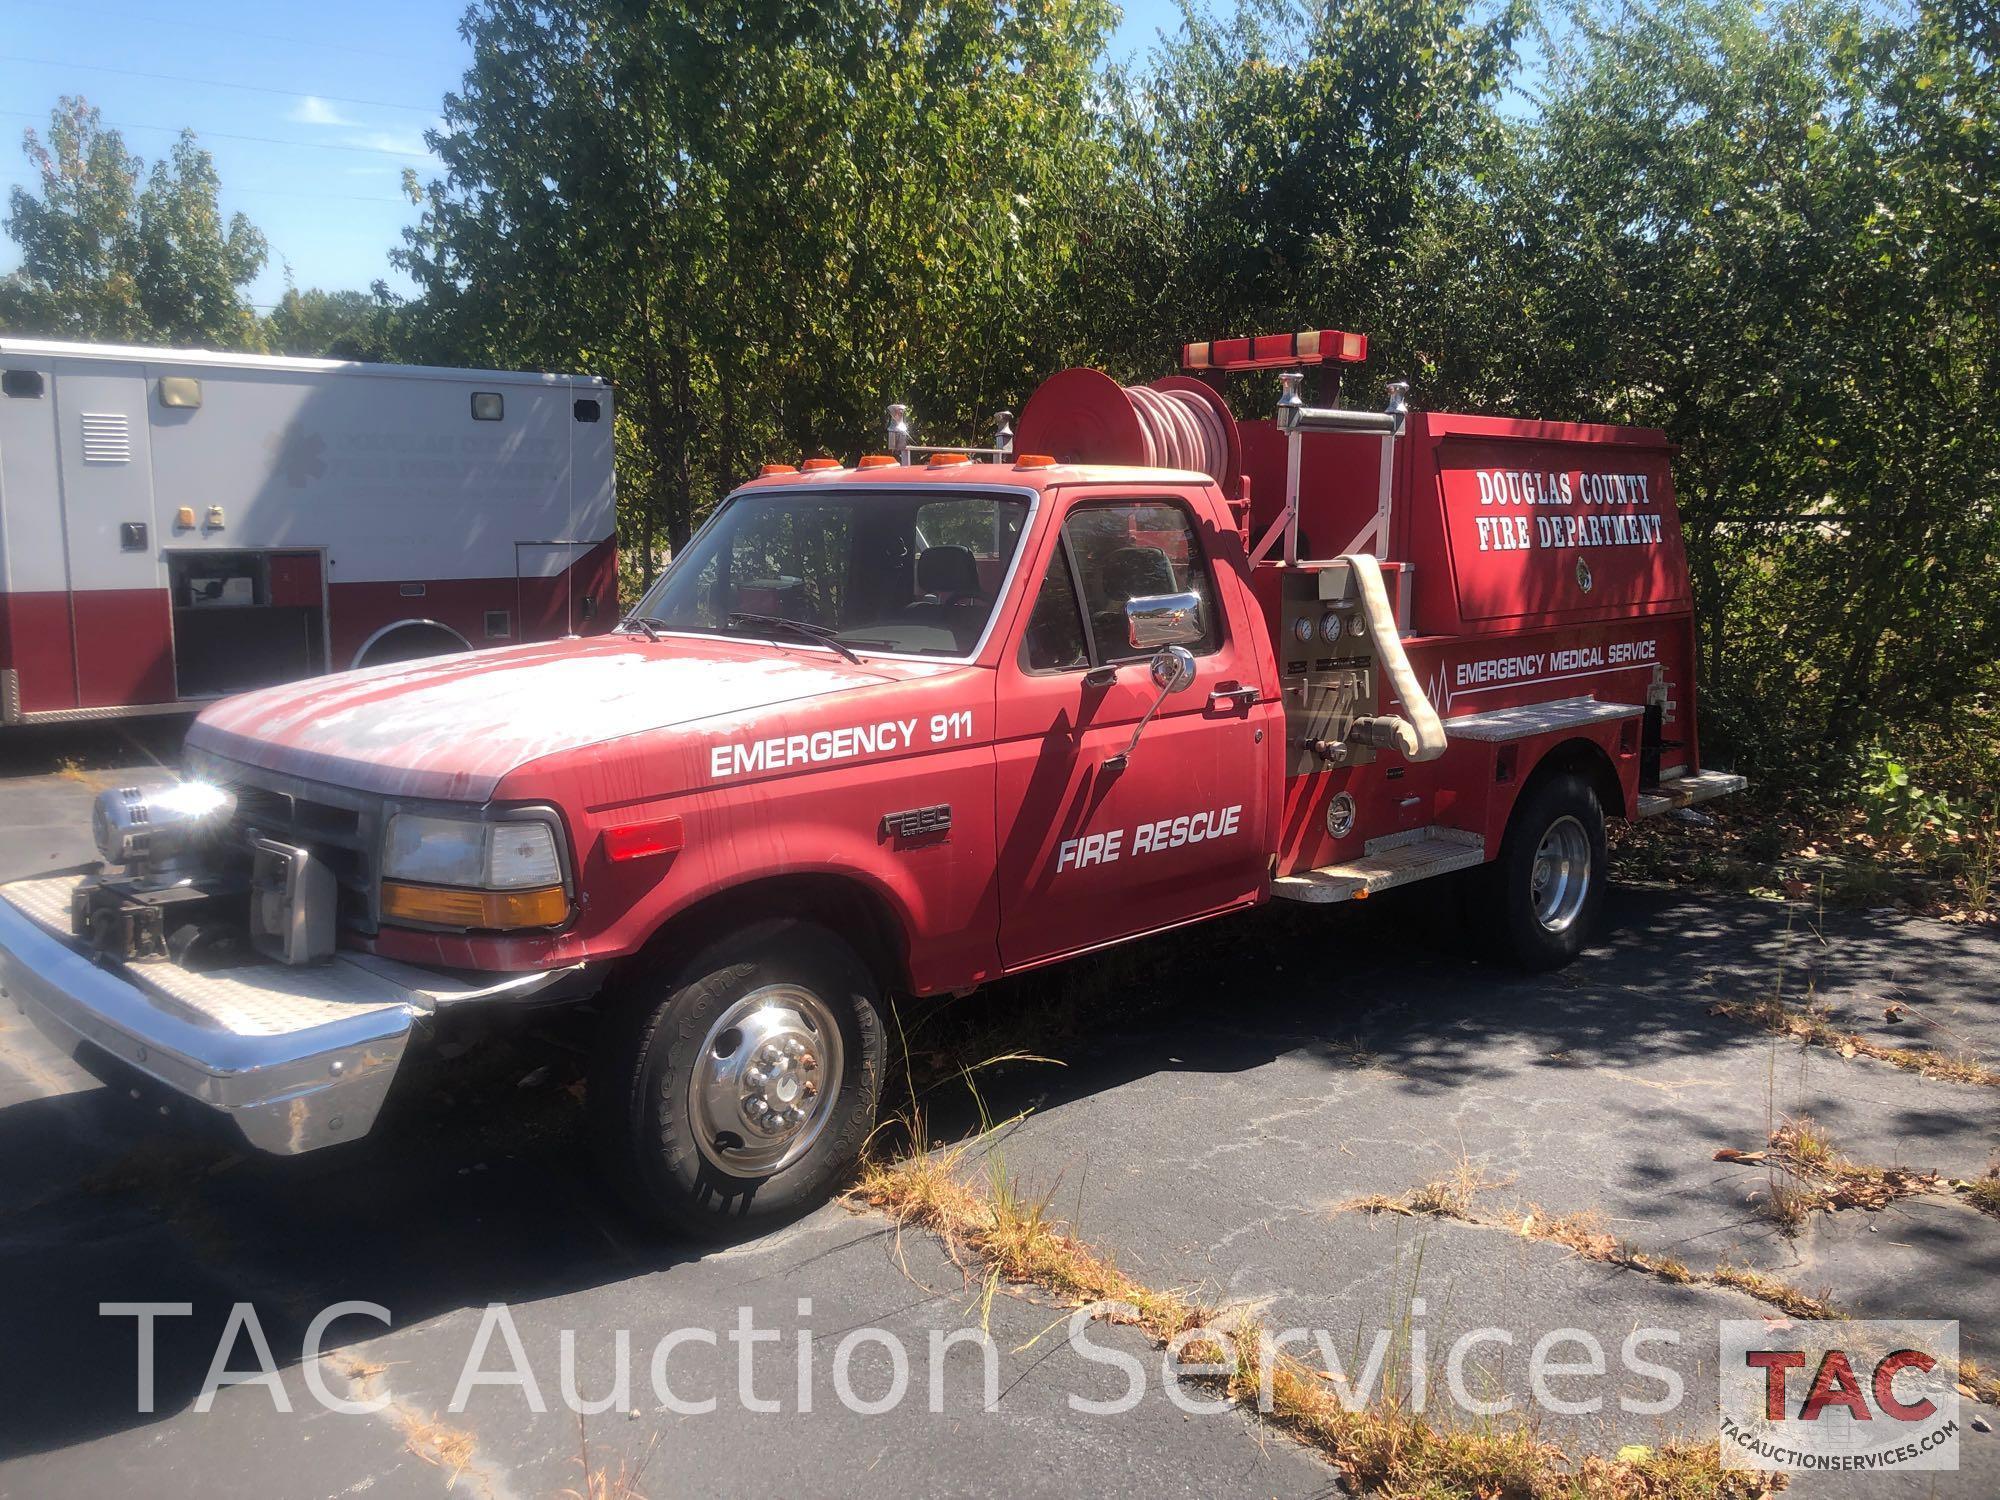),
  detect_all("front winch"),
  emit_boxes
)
[91,780,236,880]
